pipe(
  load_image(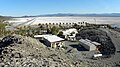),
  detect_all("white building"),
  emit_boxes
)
[60,28,78,41]
[79,39,96,51]
[62,28,78,35]
[34,35,65,48]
